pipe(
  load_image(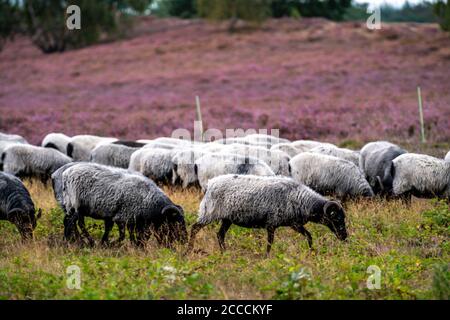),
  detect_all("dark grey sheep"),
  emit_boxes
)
[359,141,407,196]
[0,172,41,240]
[187,174,347,255]
[61,163,187,247]
[90,143,141,169]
